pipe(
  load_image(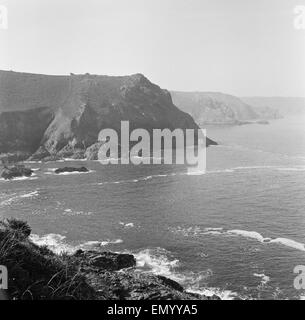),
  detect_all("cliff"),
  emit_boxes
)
[0,71,216,161]
[171,91,280,126]
[241,97,305,116]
